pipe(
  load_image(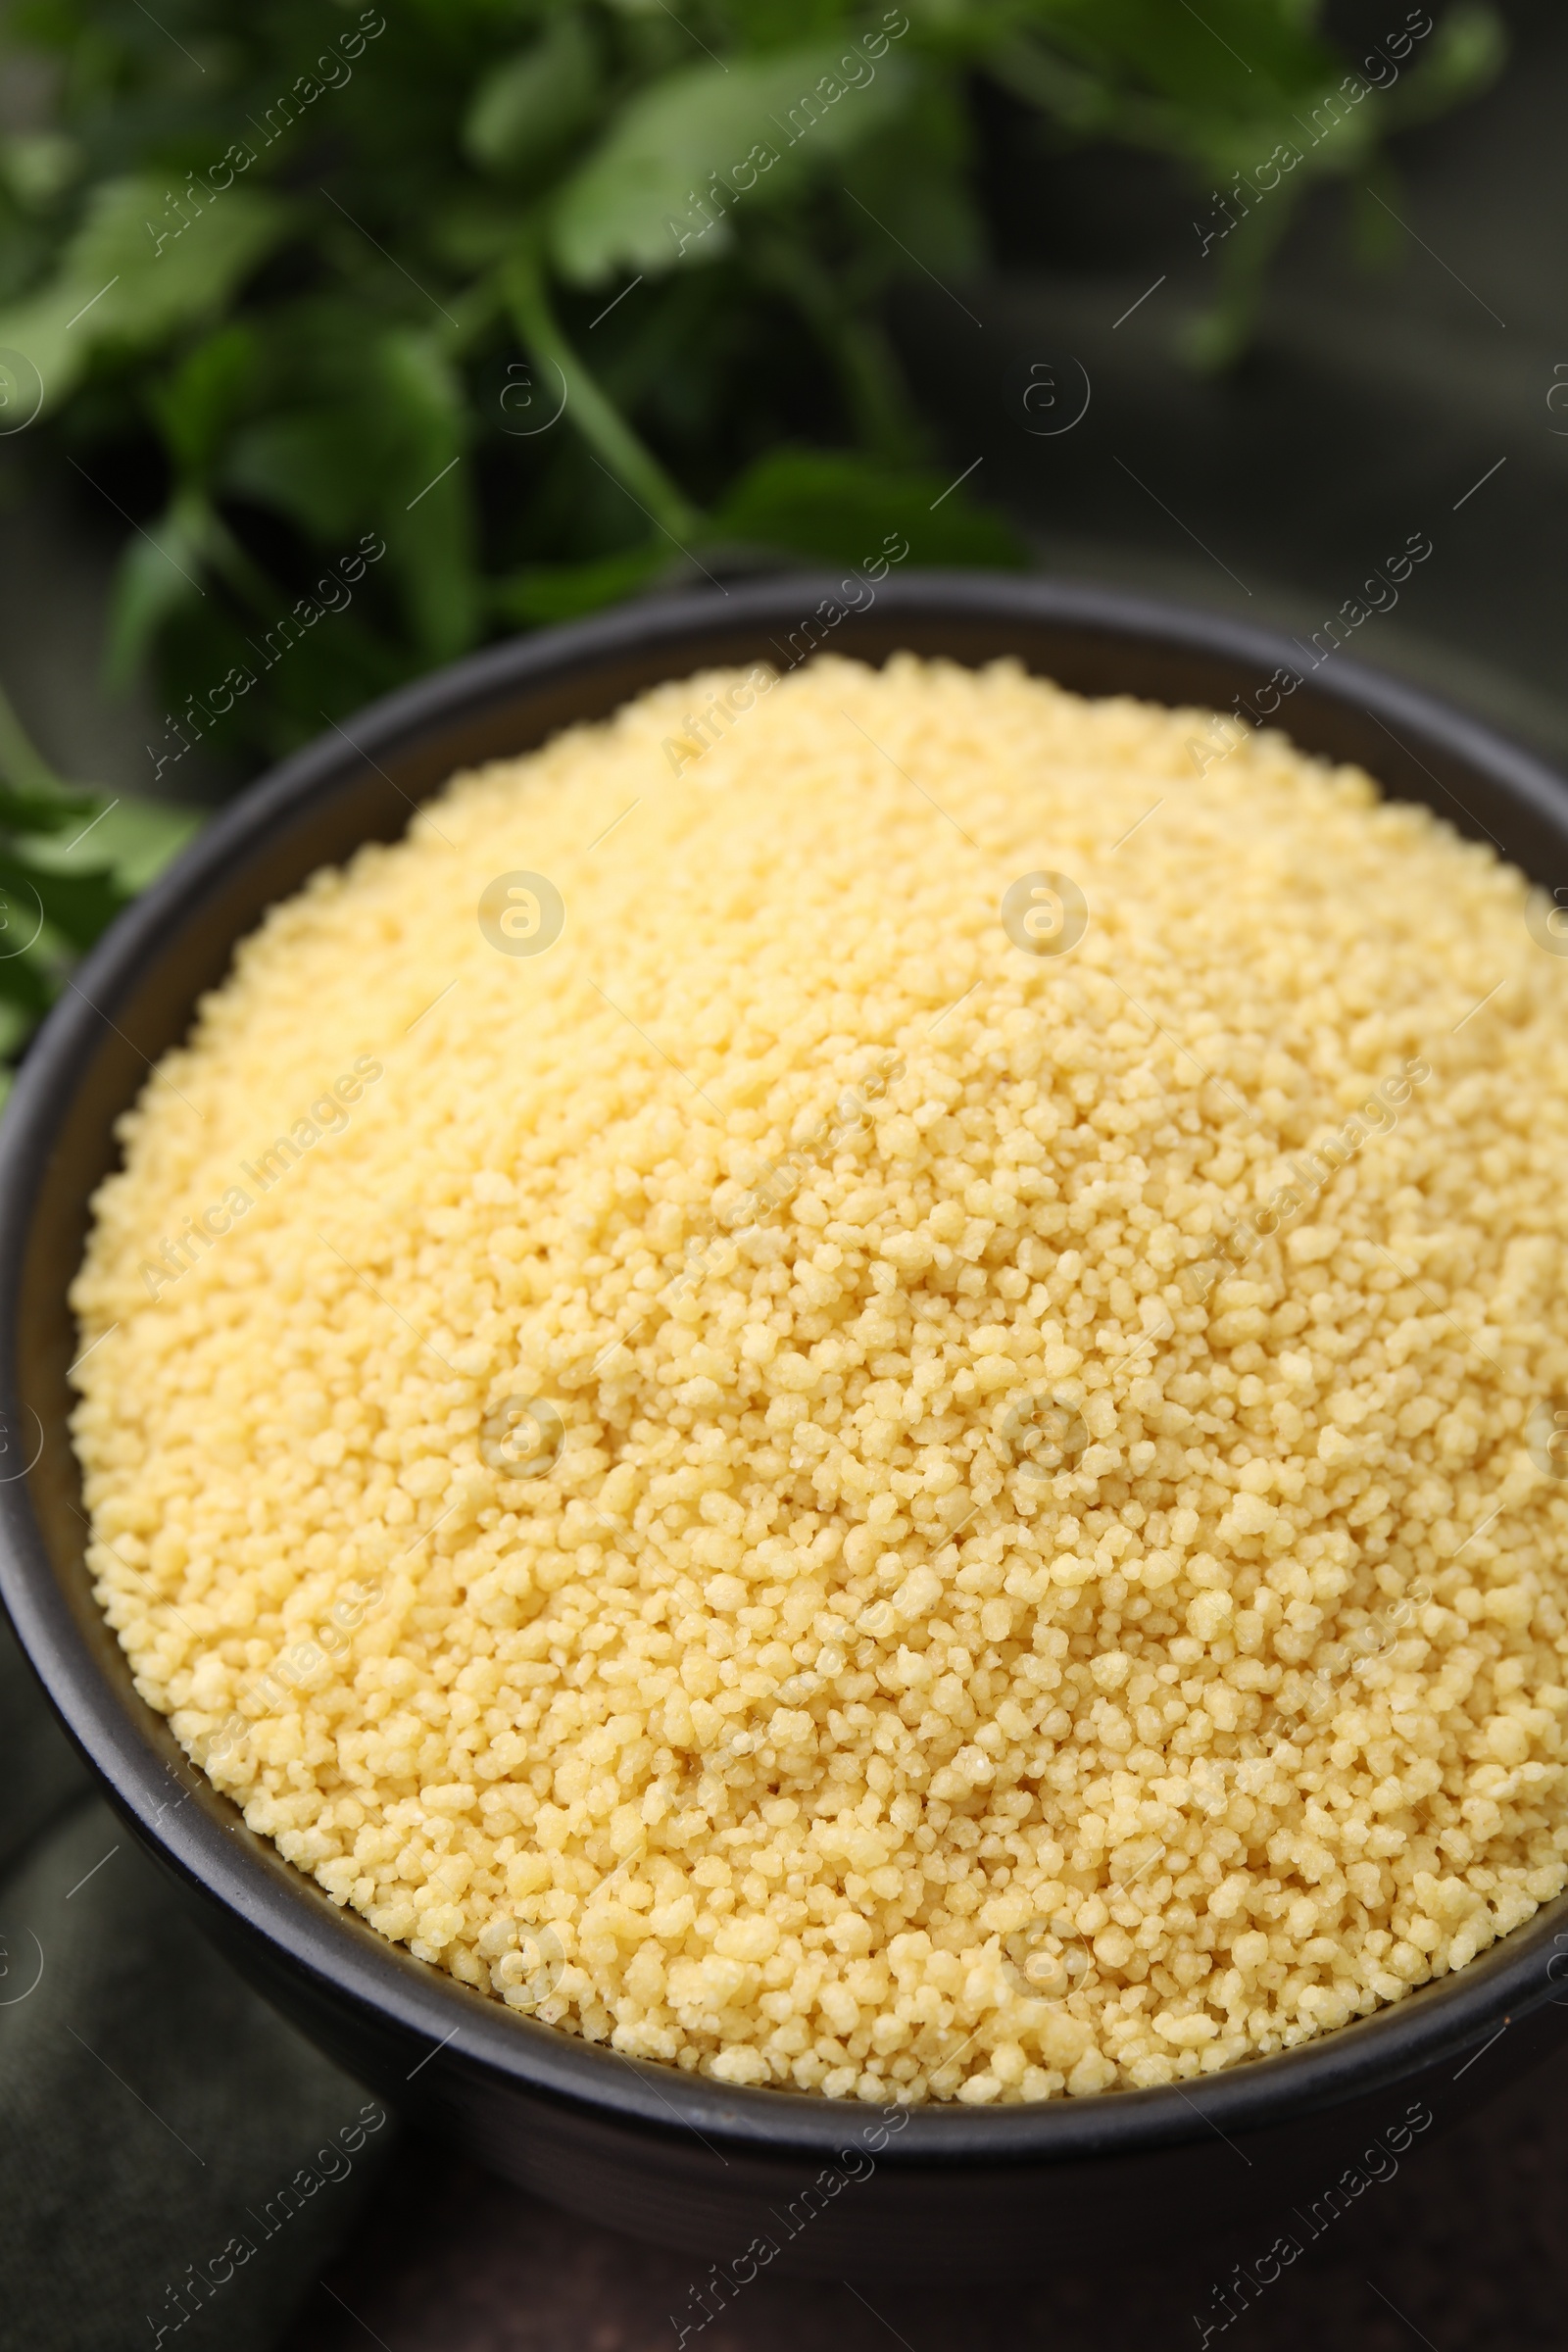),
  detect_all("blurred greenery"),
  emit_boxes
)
[0,685,198,1093]
[0,0,1503,1080]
